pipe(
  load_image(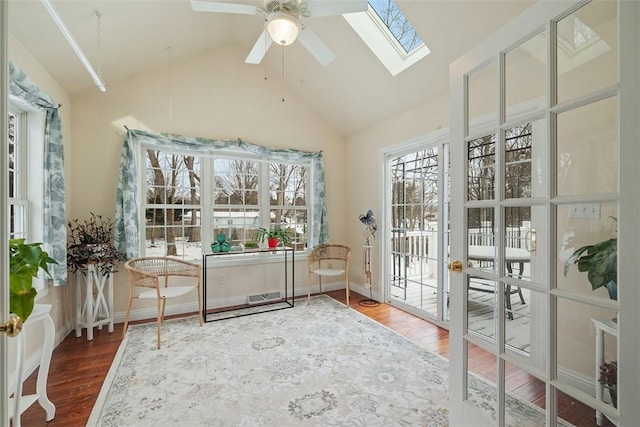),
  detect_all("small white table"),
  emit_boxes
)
[76,262,114,340]
[592,318,618,426]
[9,304,56,427]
